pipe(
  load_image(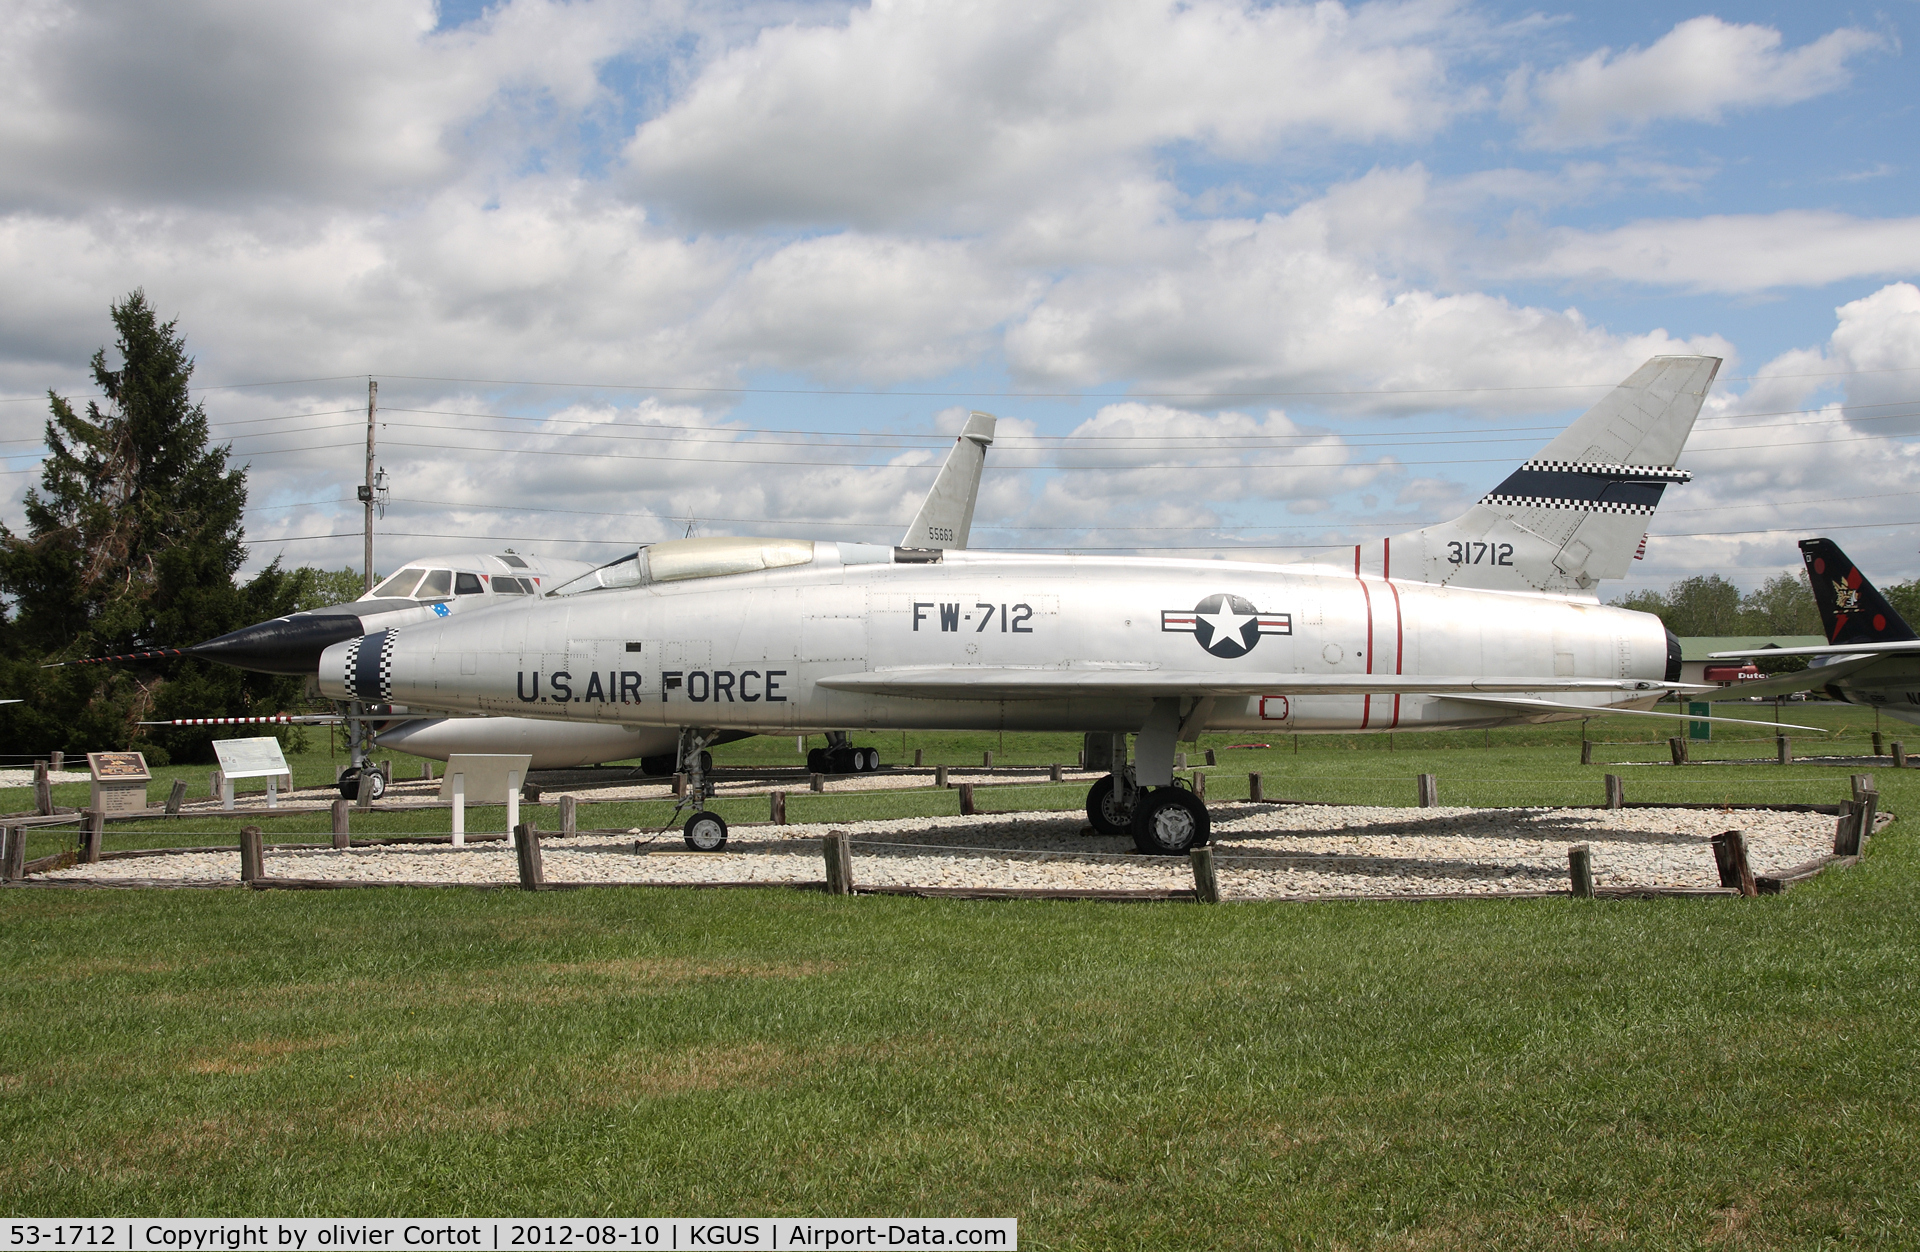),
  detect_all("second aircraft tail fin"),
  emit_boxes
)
[1799,538,1918,645]
[901,411,995,549]
[1341,355,1721,595]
